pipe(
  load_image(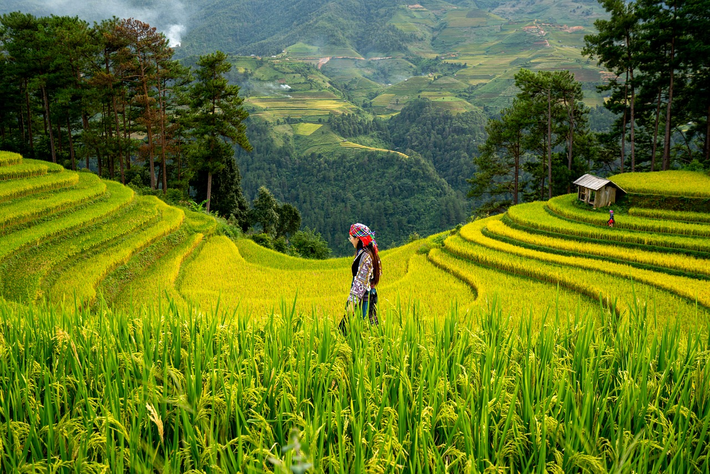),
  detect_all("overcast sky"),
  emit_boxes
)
[0,0,191,46]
